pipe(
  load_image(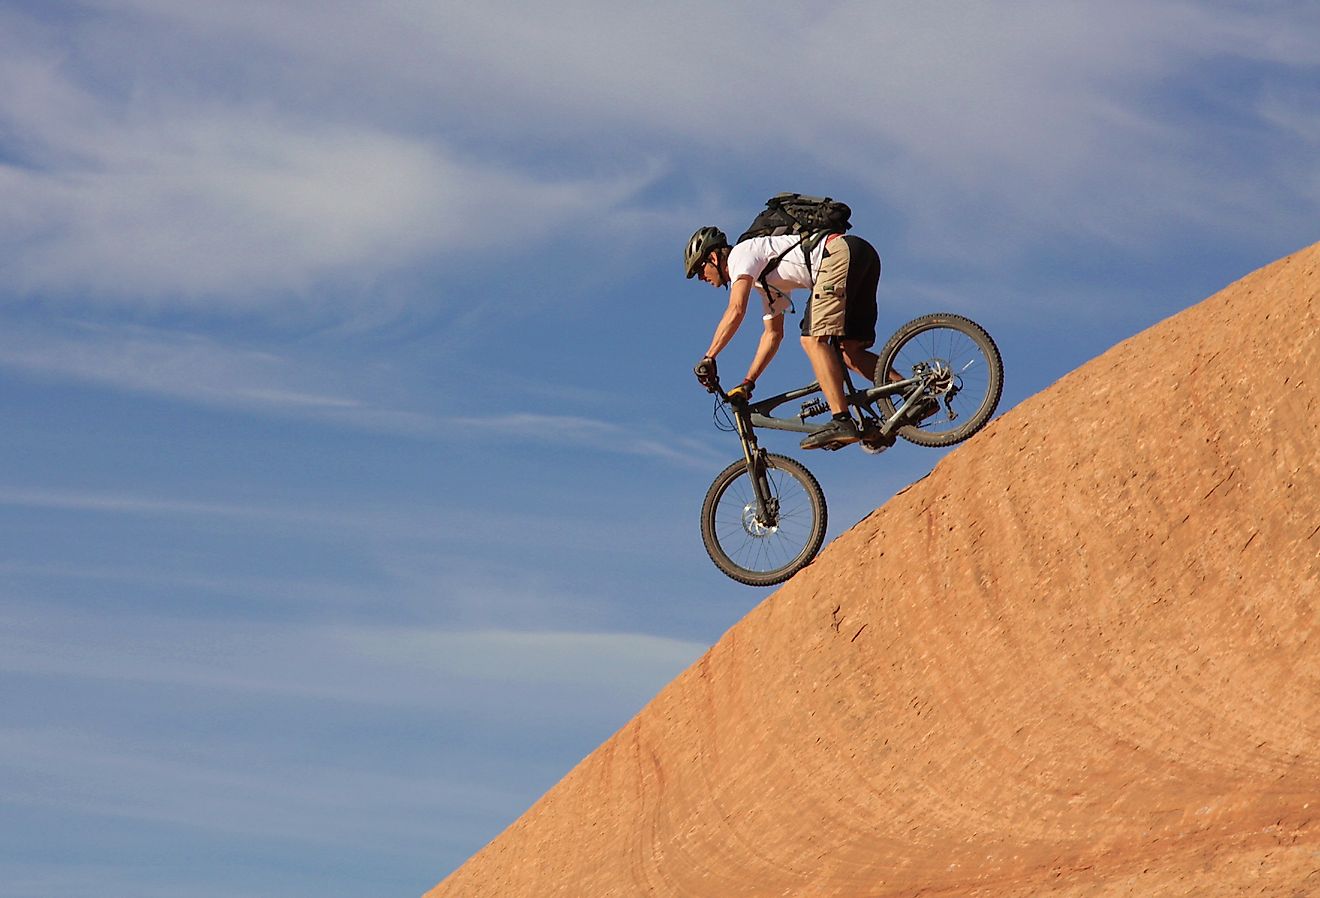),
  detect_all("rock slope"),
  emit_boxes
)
[428,242,1320,897]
